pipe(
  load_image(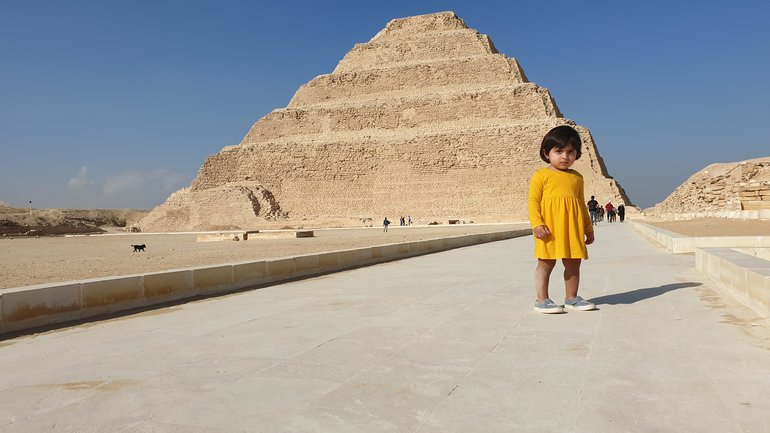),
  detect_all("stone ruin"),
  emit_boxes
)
[651,157,770,216]
[140,11,630,232]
